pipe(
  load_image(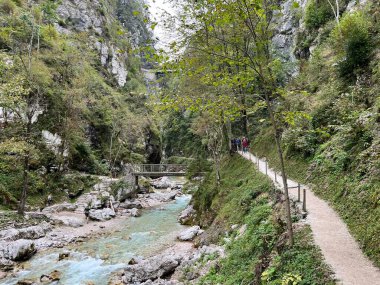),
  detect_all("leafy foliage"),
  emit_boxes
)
[251,1,380,267]
[331,11,373,79]
[0,0,153,210]
[305,0,334,30]
[193,156,334,284]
